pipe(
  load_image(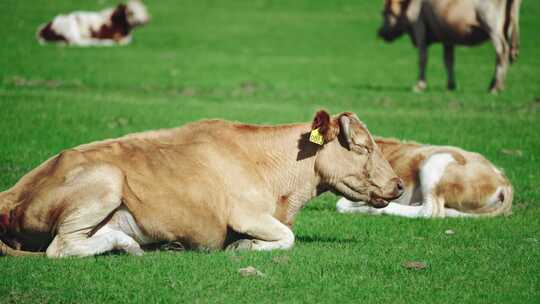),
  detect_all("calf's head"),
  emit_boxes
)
[126,0,150,26]
[378,0,413,41]
[311,111,403,208]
